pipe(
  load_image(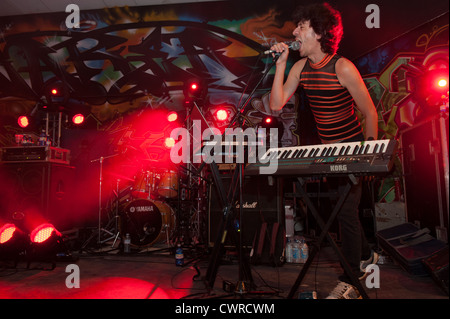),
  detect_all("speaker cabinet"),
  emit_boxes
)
[208,174,284,247]
[400,112,449,240]
[0,162,76,231]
